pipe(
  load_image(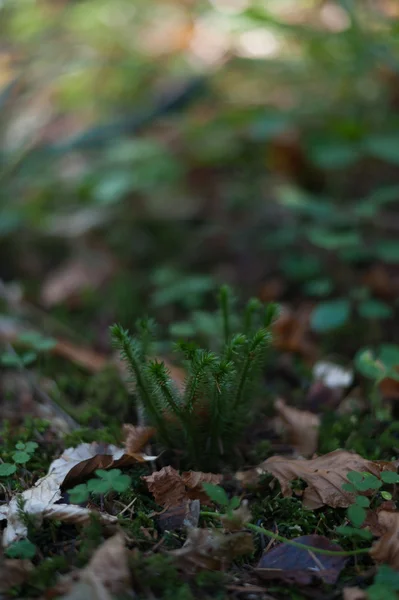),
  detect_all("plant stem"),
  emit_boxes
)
[200,512,371,557]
